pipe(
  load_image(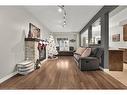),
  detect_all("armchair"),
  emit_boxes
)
[74,47,104,71]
